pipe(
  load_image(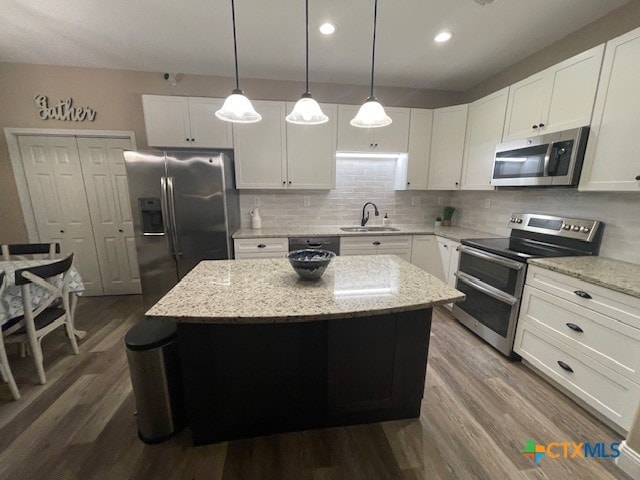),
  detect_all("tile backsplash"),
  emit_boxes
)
[238,157,639,265]
[239,158,441,228]
[449,189,640,264]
